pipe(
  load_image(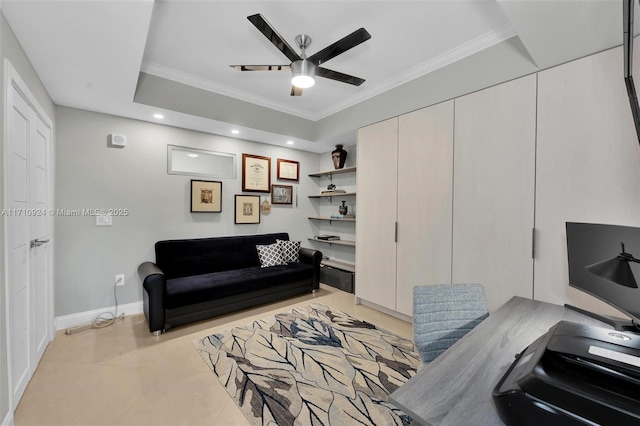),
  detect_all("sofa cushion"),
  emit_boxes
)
[256,243,286,268]
[277,239,300,263]
[155,233,290,278]
[164,263,314,309]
